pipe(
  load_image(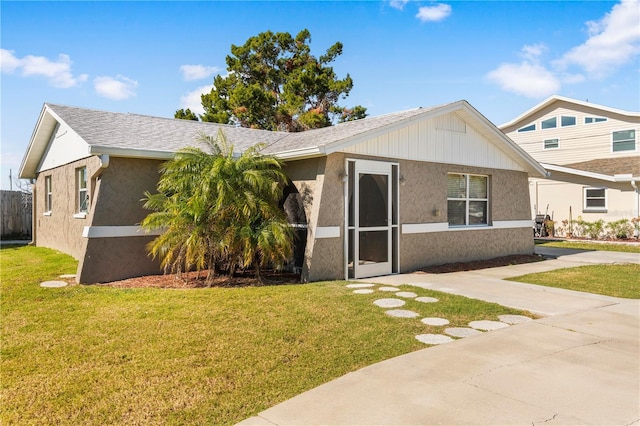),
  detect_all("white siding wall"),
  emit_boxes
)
[342,112,526,172]
[504,102,640,165]
[38,123,90,172]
